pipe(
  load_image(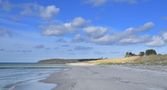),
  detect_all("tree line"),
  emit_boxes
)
[125,49,157,57]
